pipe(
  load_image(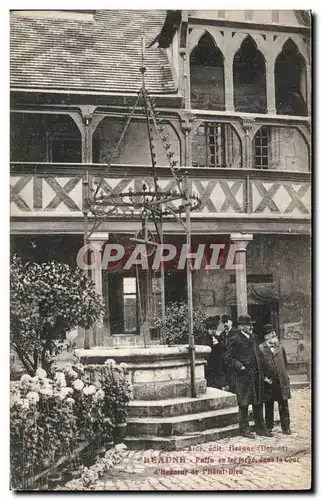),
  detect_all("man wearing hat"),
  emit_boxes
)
[225,314,272,438]
[258,324,291,435]
[220,314,237,391]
